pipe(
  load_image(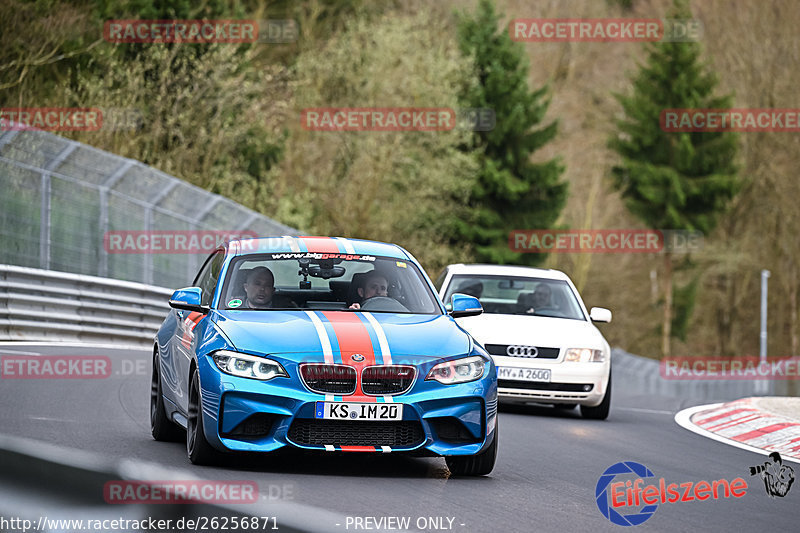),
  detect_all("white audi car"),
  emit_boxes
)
[435,264,612,419]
